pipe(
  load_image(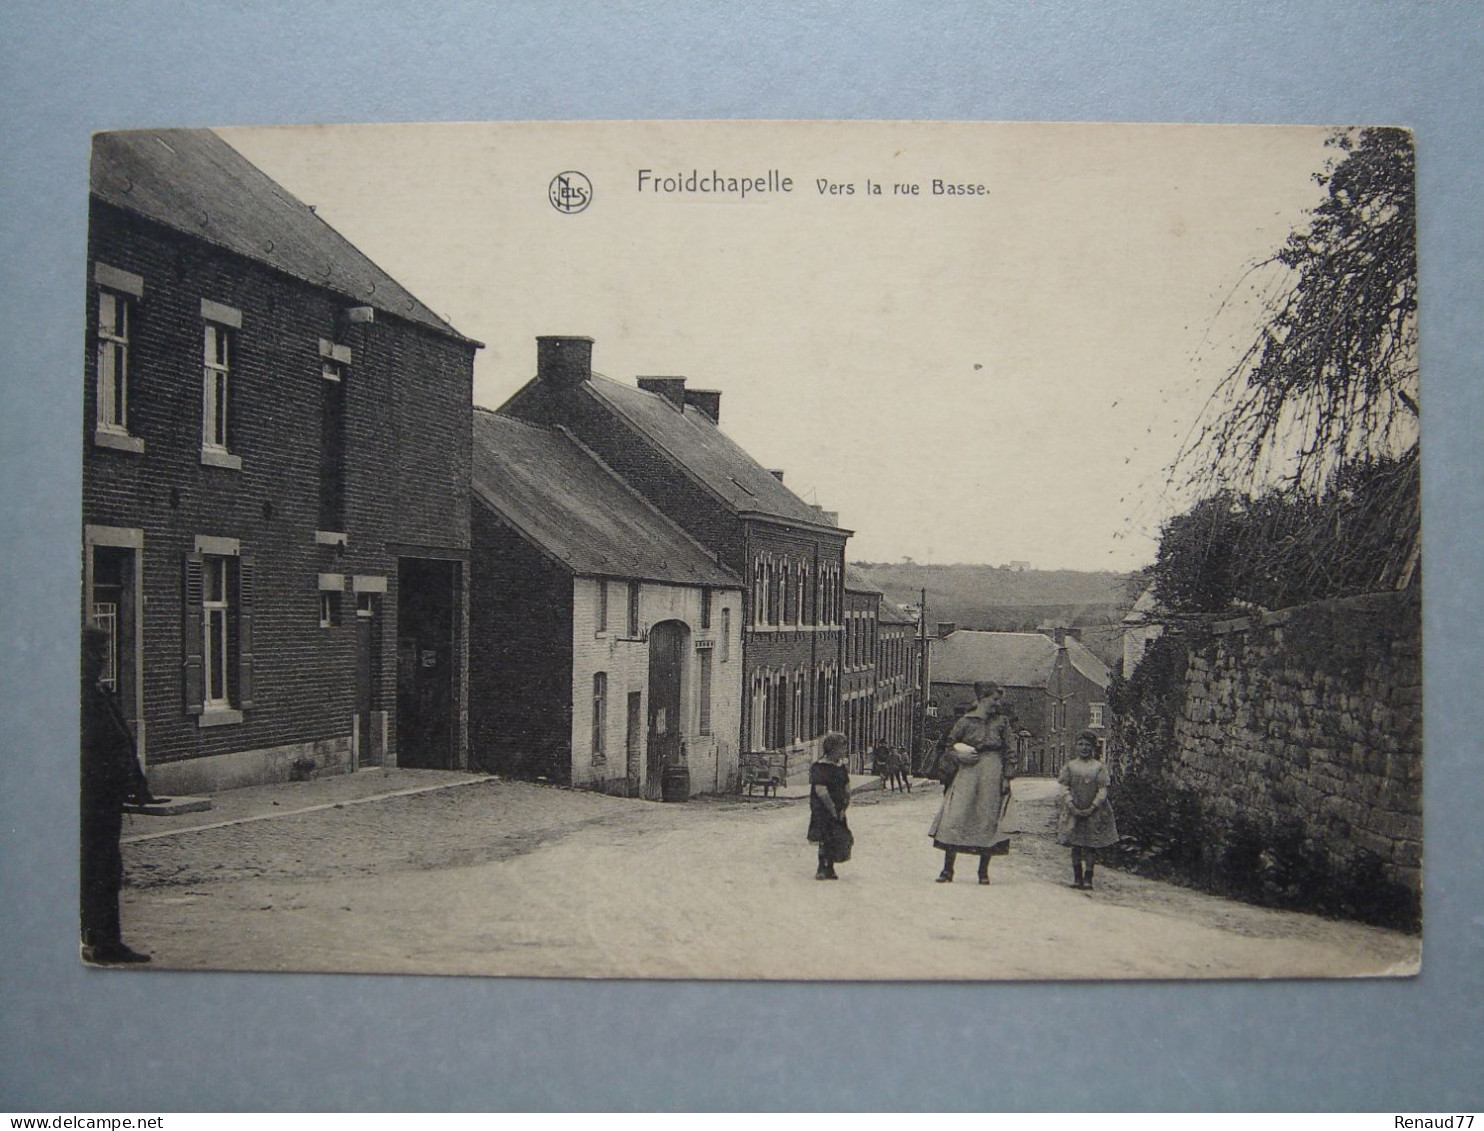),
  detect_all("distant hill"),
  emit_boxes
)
[851,562,1136,670]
